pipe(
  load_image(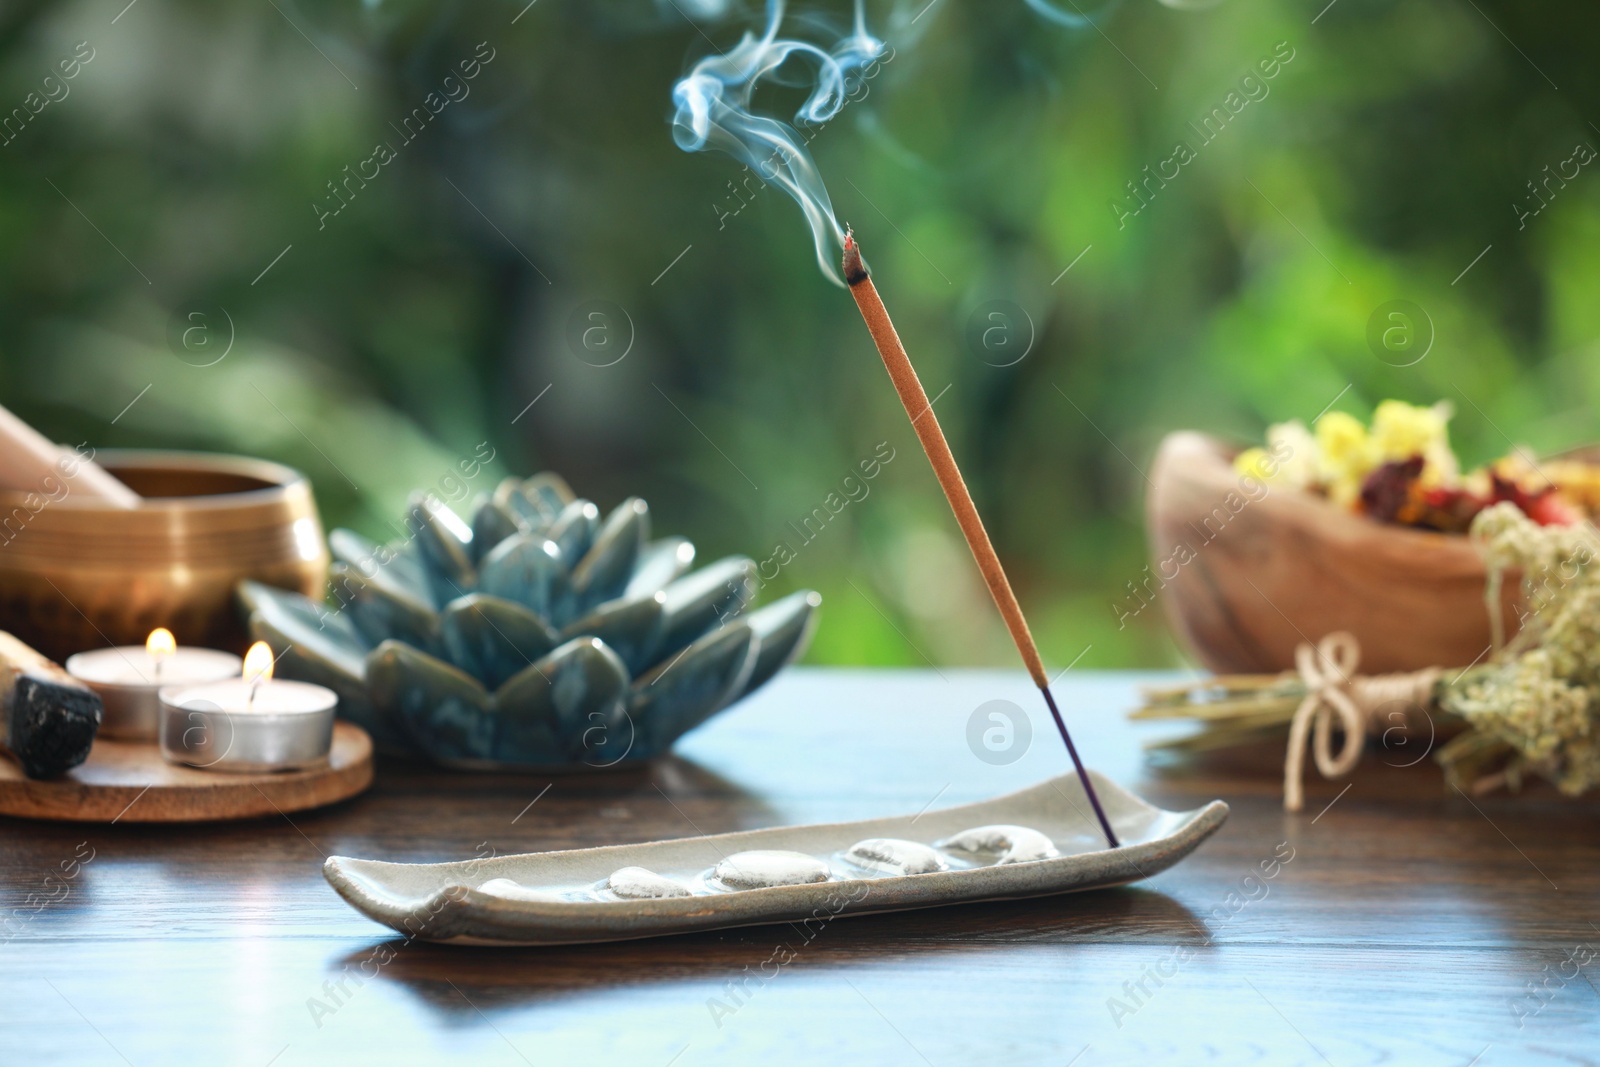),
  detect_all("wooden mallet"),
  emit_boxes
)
[843,232,1119,848]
